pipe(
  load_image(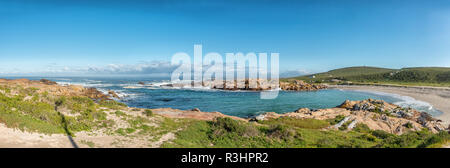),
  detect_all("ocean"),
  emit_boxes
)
[4,76,443,118]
